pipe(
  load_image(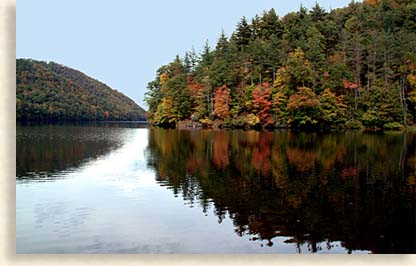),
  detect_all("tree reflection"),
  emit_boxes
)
[146,128,416,253]
[17,124,127,180]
